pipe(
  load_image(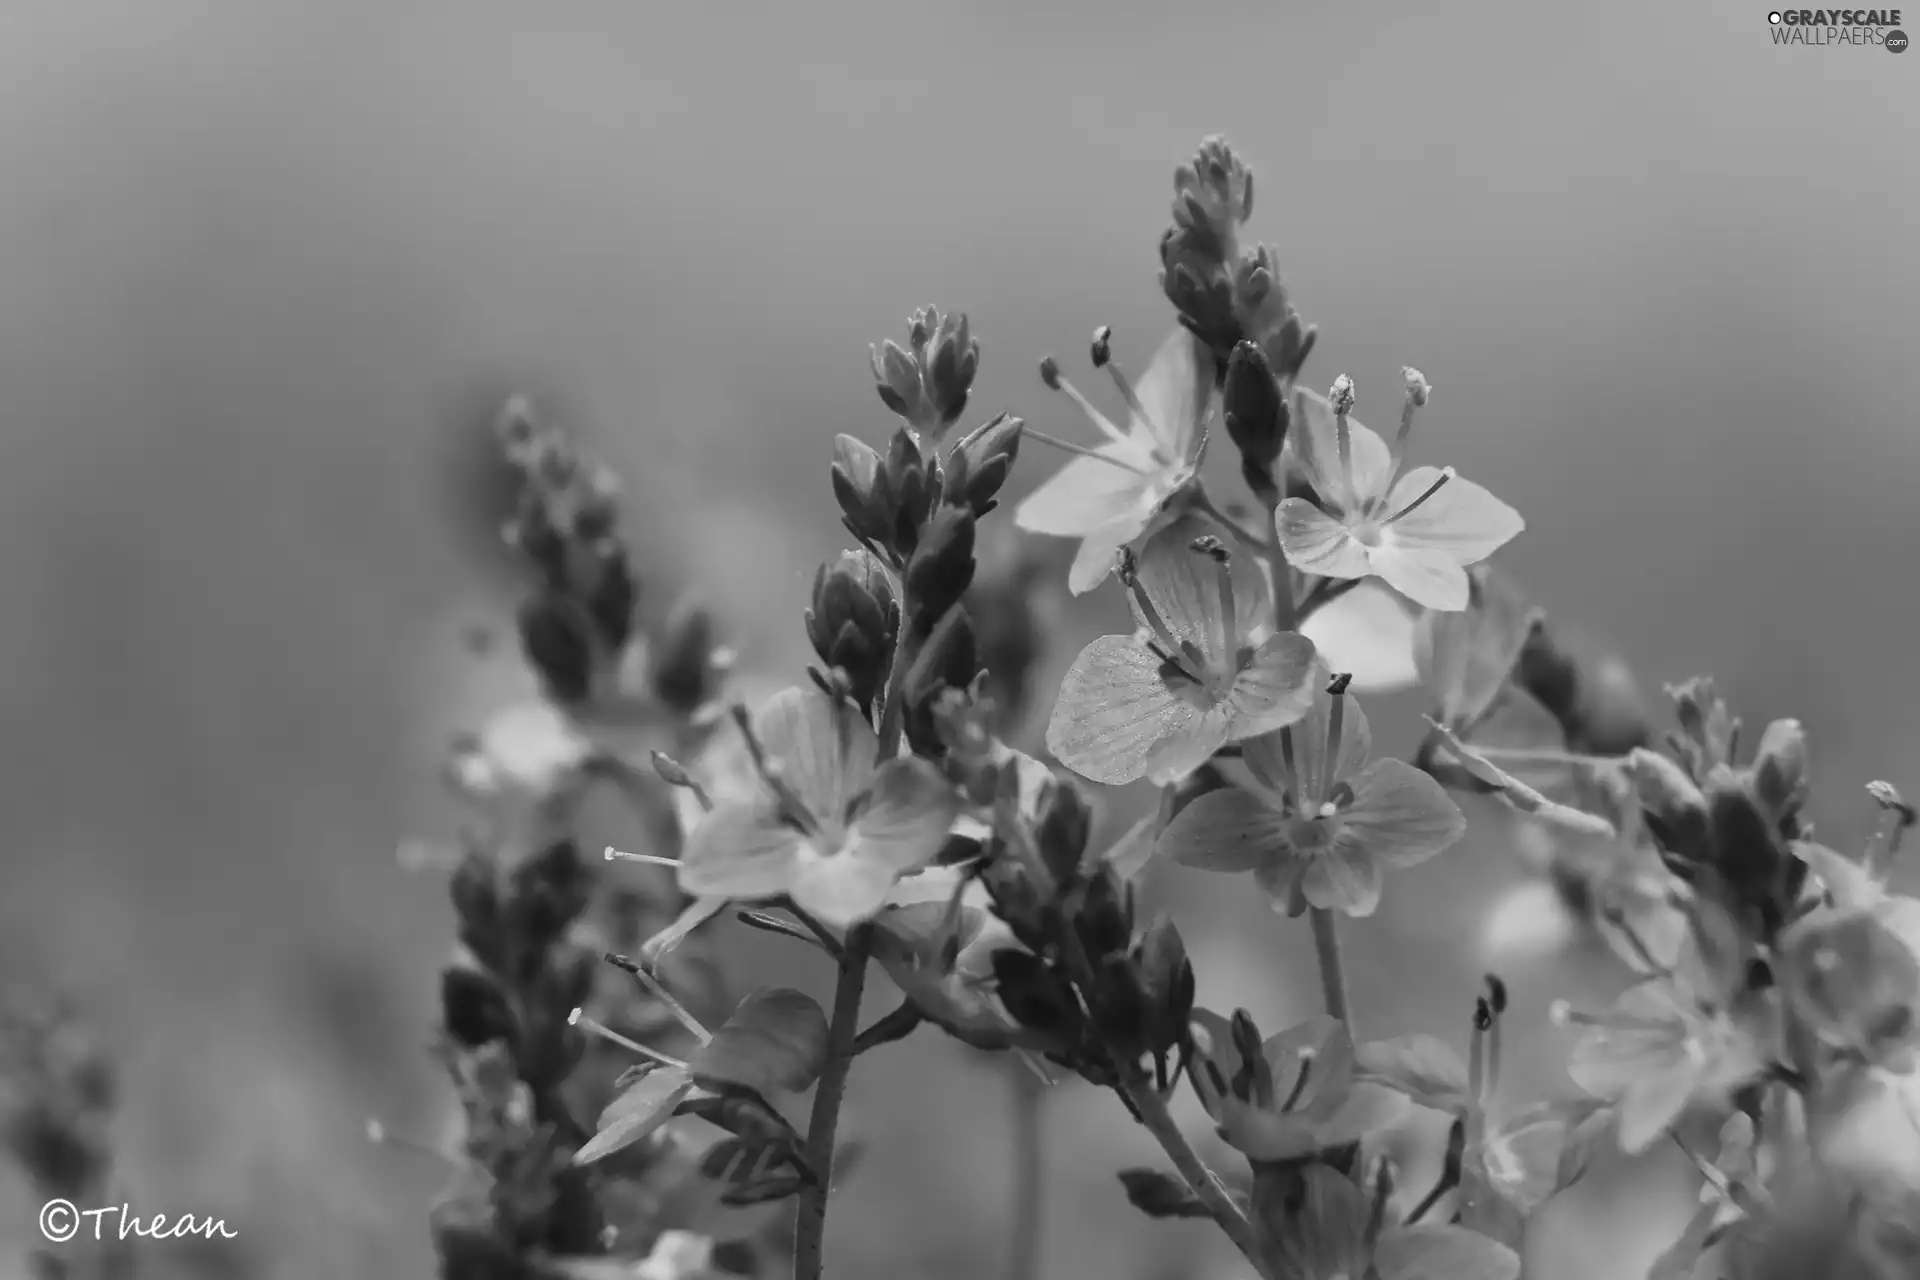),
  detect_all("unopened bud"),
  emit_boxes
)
[805,550,899,714]
[904,506,978,638]
[1222,340,1286,475]
[831,433,889,543]
[1751,719,1810,823]
[1034,775,1094,886]
[1627,748,1712,865]
[517,593,594,704]
[902,606,980,758]
[925,310,979,434]
[649,598,722,715]
[946,413,1024,518]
